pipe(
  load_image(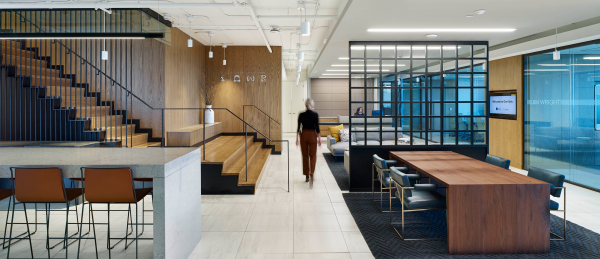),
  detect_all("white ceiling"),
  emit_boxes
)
[156,0,342,71]
[310,0,600,78]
